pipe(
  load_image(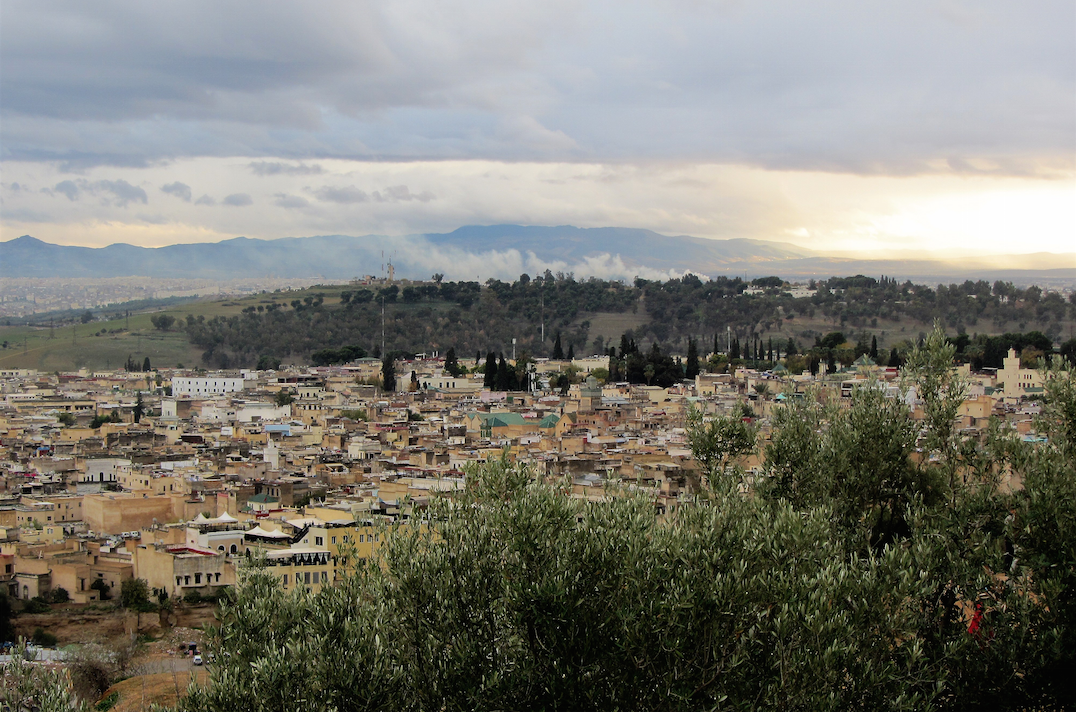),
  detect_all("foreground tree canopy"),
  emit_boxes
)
[168,332,1074,711]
